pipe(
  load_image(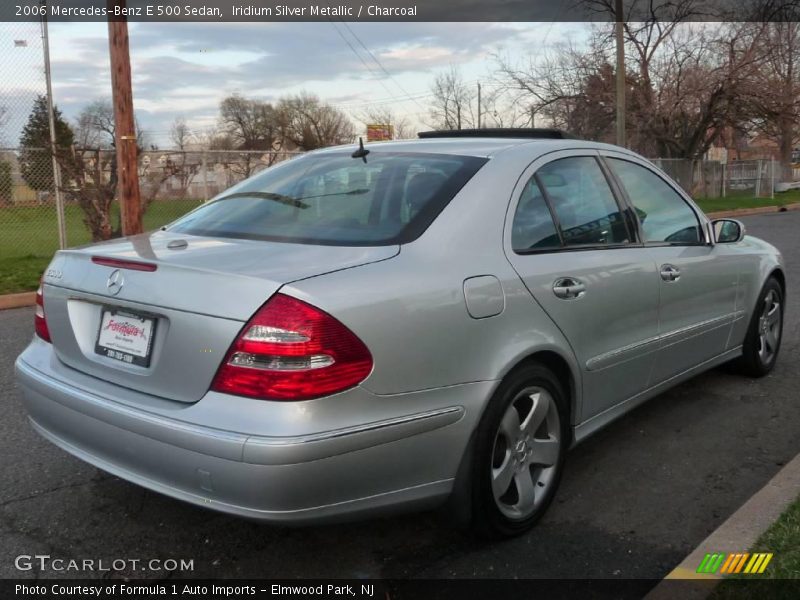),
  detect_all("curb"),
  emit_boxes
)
[0,292,36,311]
[706,202,800,218]
[645,451,800,599]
